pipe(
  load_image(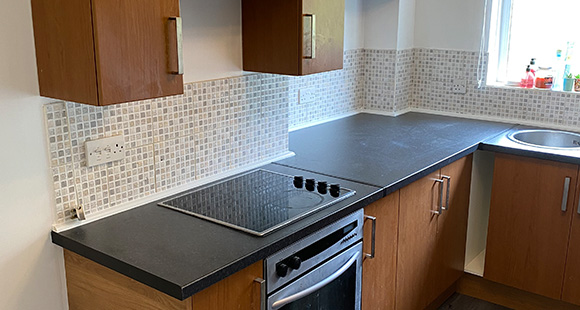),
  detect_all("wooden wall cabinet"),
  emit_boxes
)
[396,155,472,310]
[31,0,184,106]
[485,153,580,302]
[64,250,263,310]
[242,0,345,75]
